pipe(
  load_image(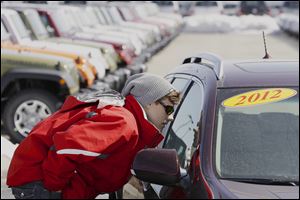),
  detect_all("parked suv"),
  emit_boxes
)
[1,47,80,143]
[5,7,125,90]
[1,21,96,89]
[118,53,299,199]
